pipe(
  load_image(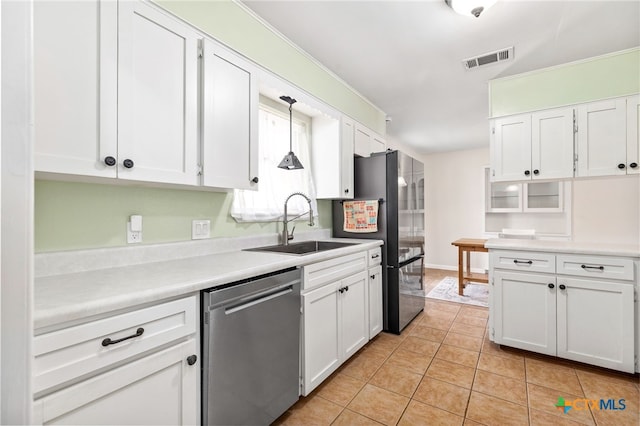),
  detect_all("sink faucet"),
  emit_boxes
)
[282,192,314,245]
